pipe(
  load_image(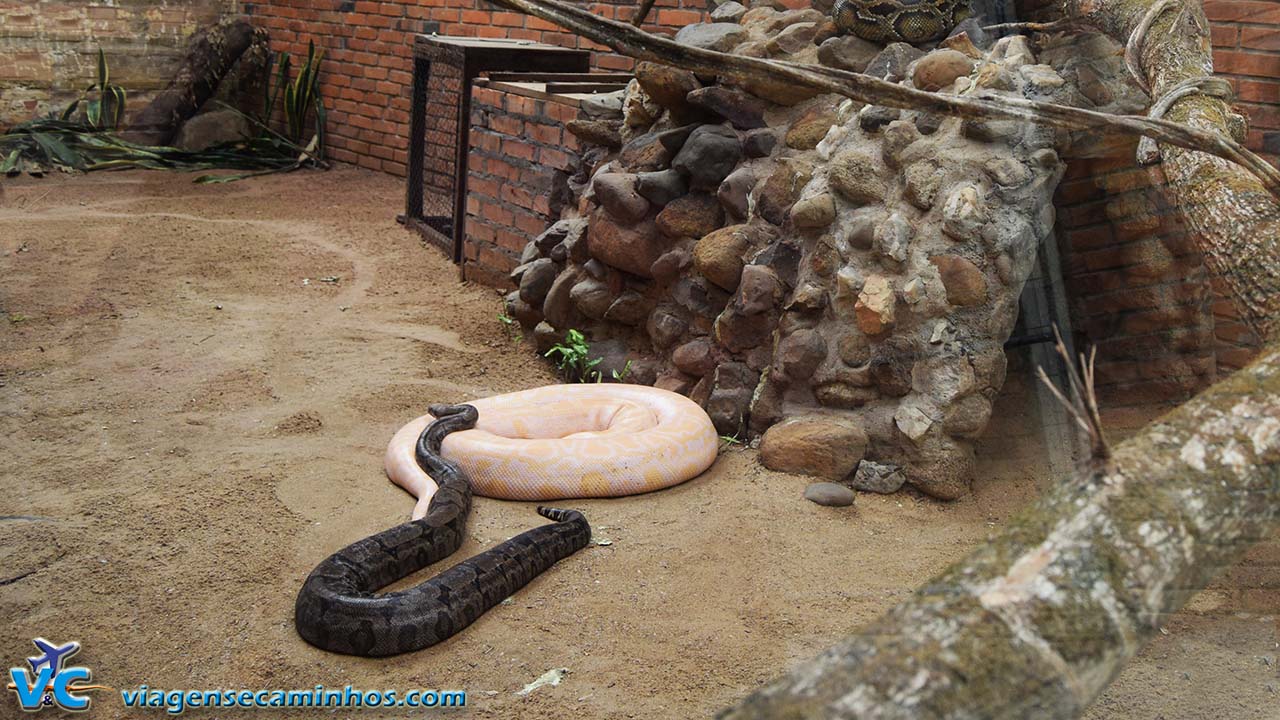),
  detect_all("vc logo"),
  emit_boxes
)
[7,639,108,712]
